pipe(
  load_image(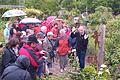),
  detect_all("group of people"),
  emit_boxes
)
[0,17,88,80]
